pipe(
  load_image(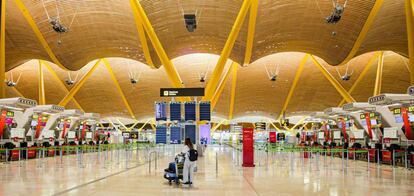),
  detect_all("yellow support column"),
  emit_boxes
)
[243,0,258,66]
[406,0,414,84]
[278,55,309,121]
[212,120,226,132]
[373,51,384,96]
[38,60,46,105]
[129,0,155,68]
[42,61,84,111]
[310,55,356,103]
[14,0,68,70]
[59,59,102,106]
[137,119,151,132]
[127,120,140,132]
[228,64,238,120]
[211,63,235,110]
[338,53,380,106]
[204,0,252,100]
[130,0,183,87]
[103,59,136,119]
[336,0,384,65]
[0,0,6,98]
[268,120,281,131]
